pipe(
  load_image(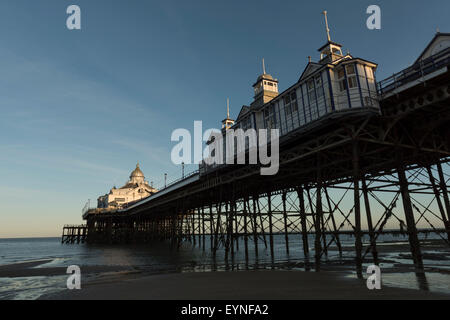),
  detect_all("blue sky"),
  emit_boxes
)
[0,0,449,237]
